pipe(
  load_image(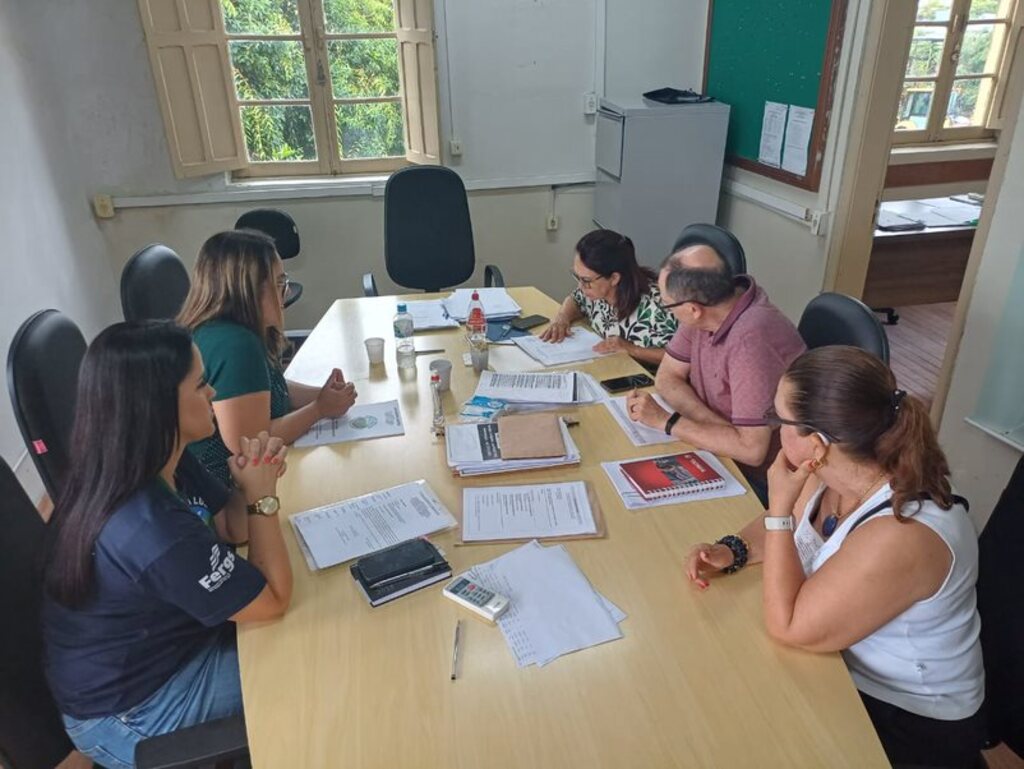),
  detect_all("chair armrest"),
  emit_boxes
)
[134,715,248,769]
[362,272,379,297]
[484,264,505,288]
